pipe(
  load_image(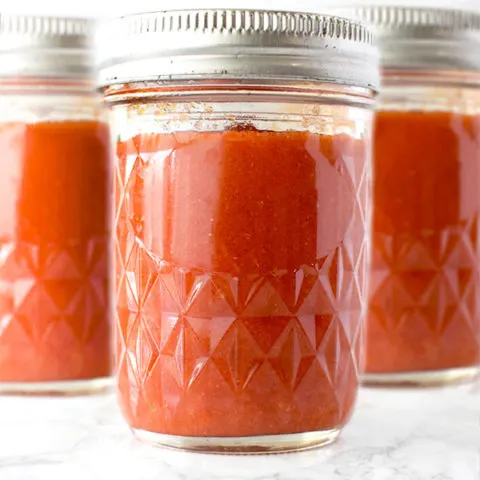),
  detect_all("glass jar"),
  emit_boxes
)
[100,9,378,453]
[353,6,480,386]
[0,16,113,394]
